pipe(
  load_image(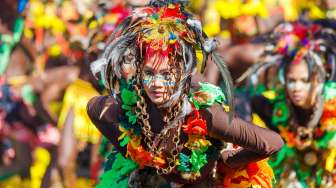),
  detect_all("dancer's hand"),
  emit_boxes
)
[38,124,60,145]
